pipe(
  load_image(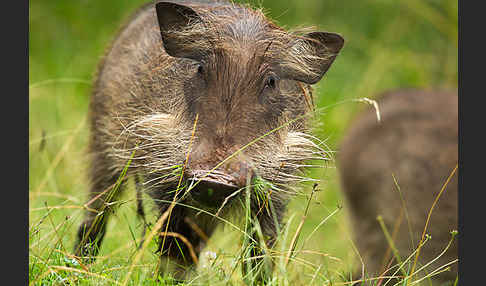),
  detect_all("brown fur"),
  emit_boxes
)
[74,0,343,281]
[337,90,458,285]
